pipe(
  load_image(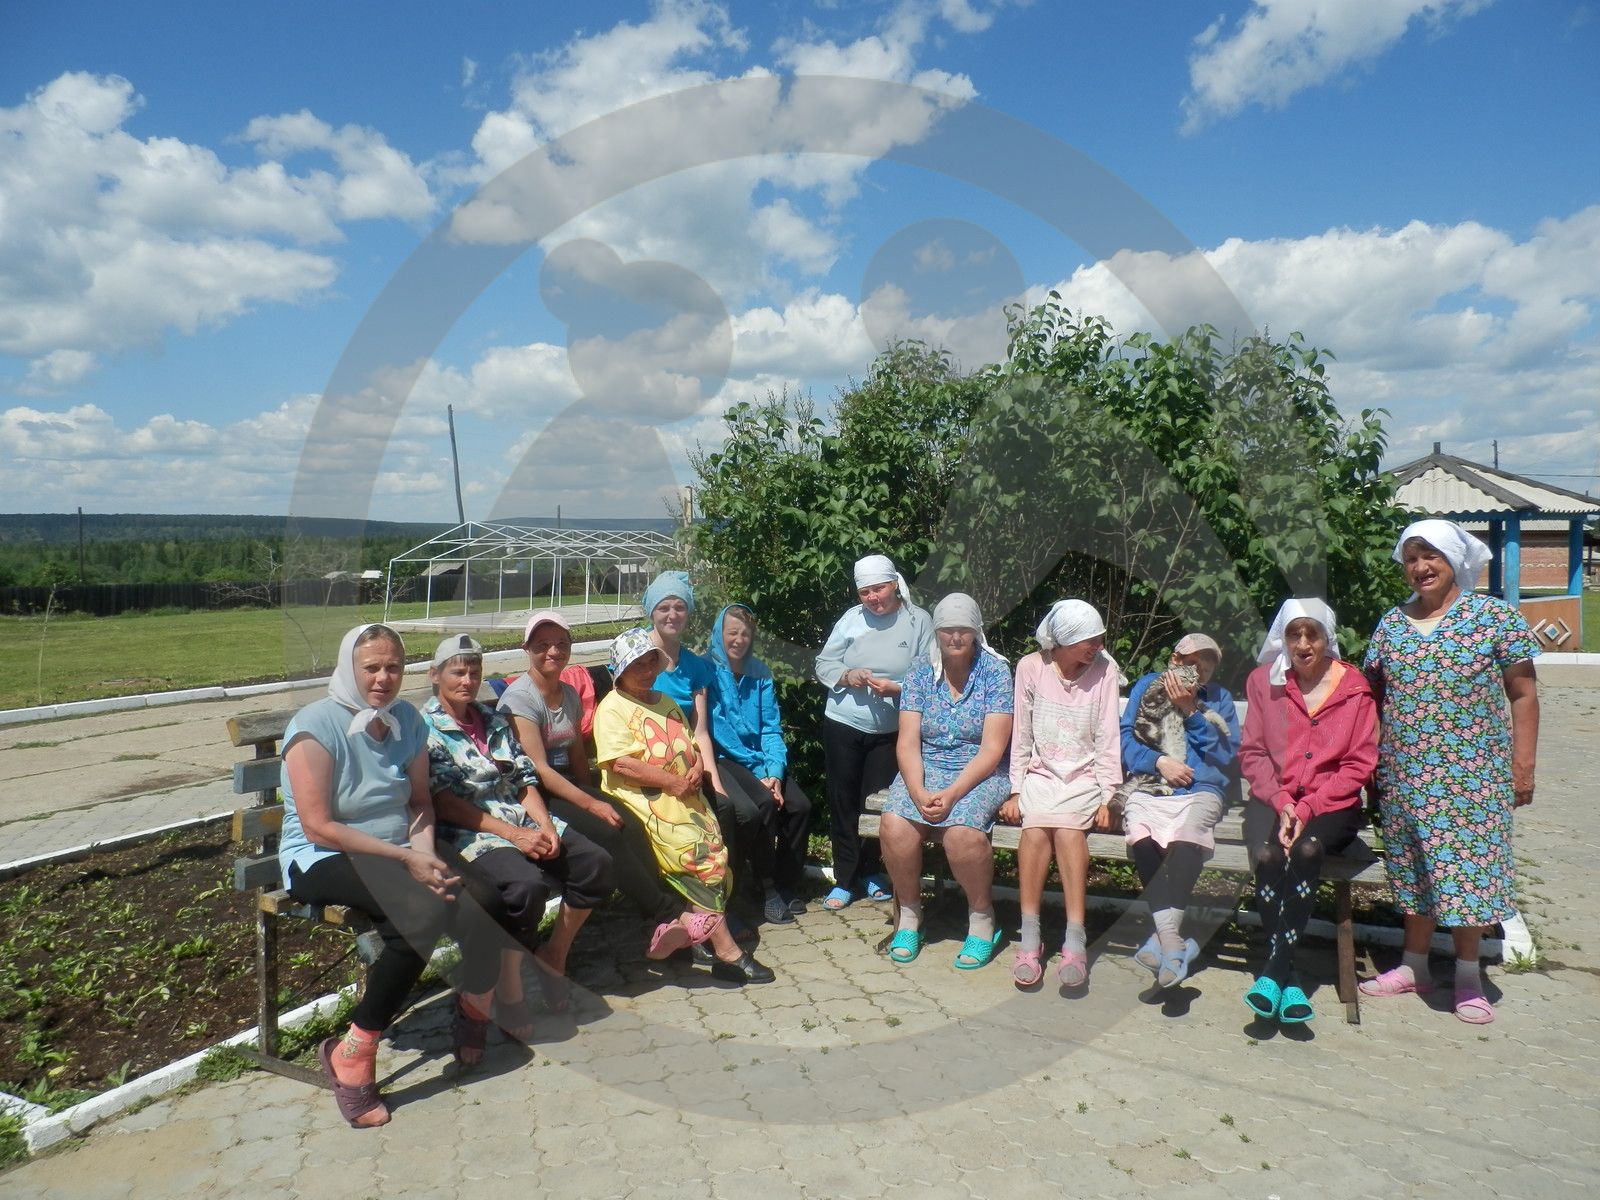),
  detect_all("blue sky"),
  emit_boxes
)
[2,0,1596,521]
